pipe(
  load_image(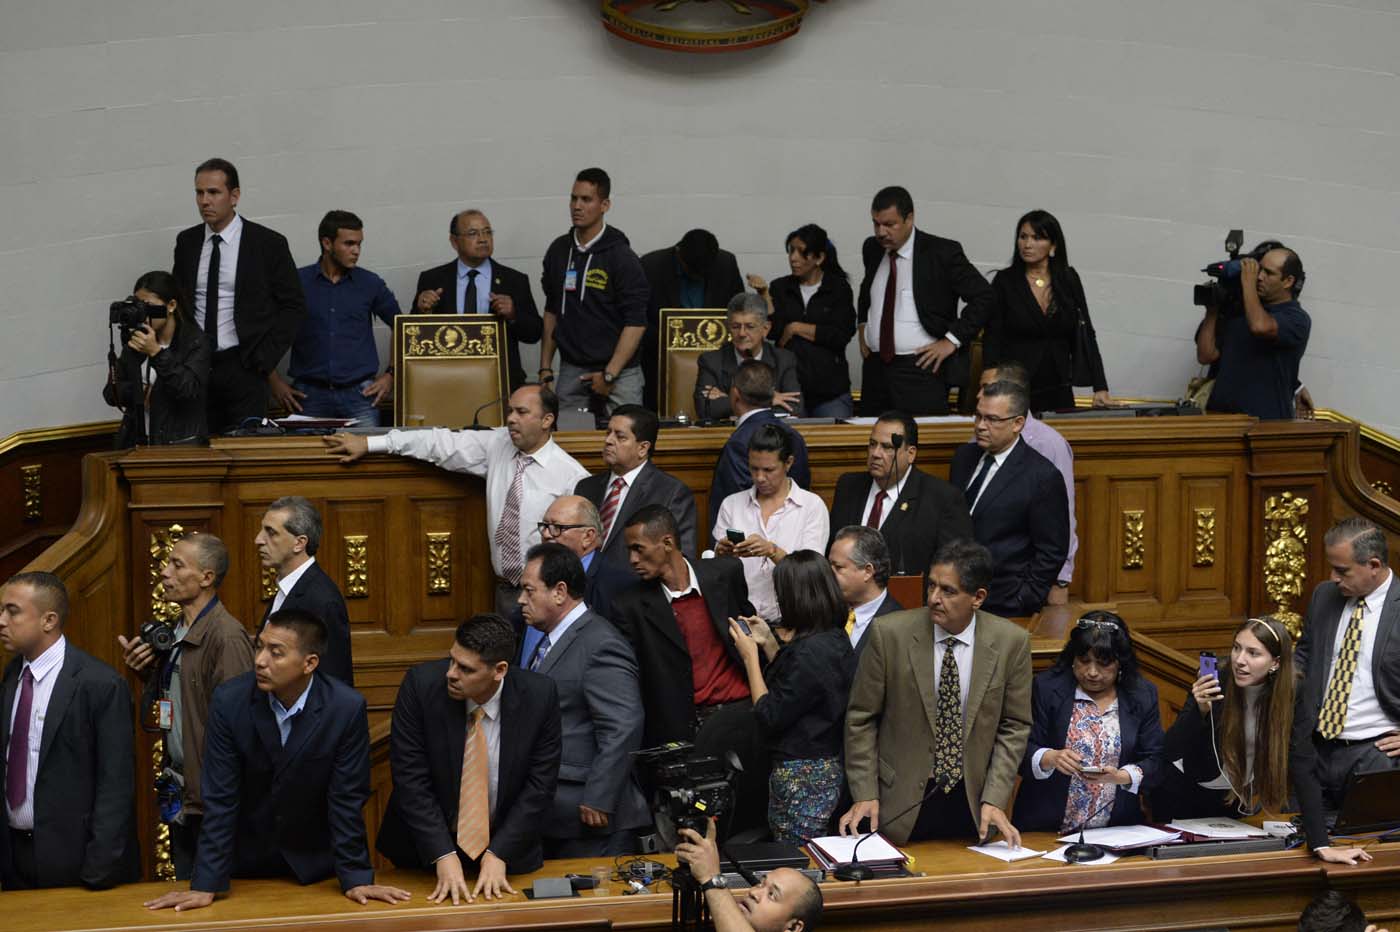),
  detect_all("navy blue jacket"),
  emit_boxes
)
[707,410,810,532]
